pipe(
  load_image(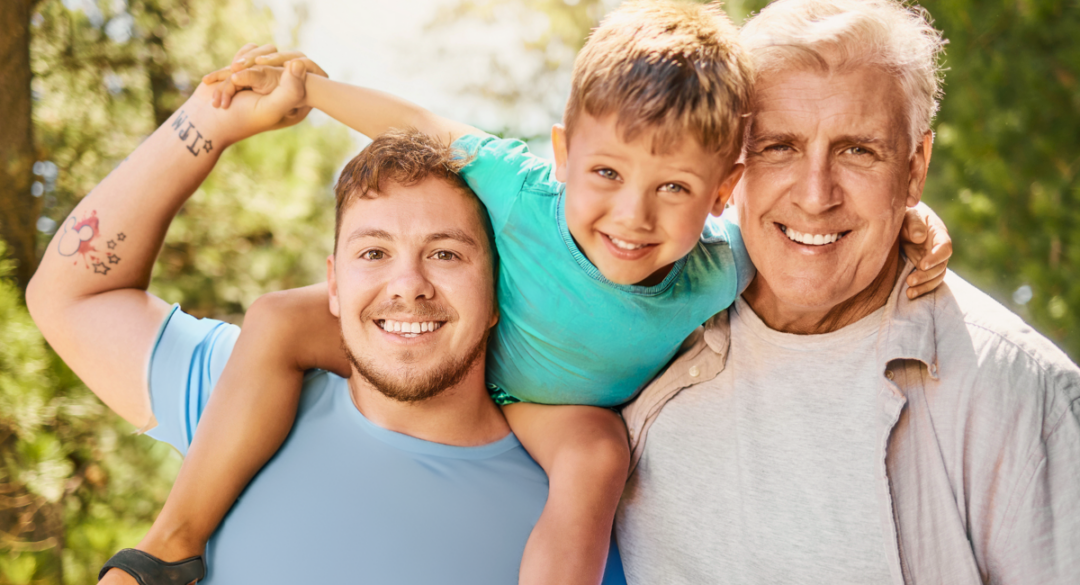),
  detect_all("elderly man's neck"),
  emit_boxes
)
[347,369,511,447]
[744,245,904,335]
